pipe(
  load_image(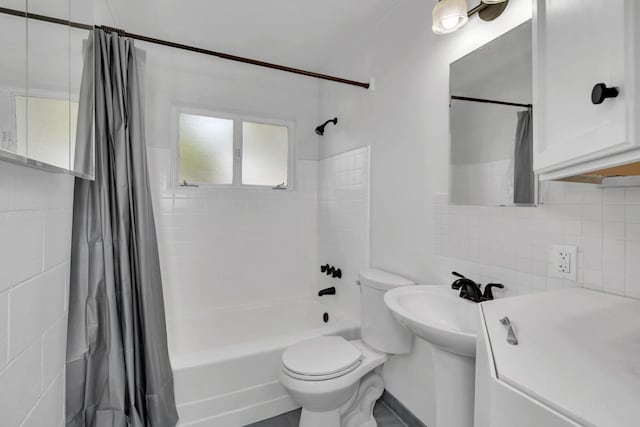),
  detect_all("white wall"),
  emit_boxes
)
[139,41,323,321]
[0,161,74,427]
[319,0,640,424]
[316,146,370,320]
[316,1,532,424]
